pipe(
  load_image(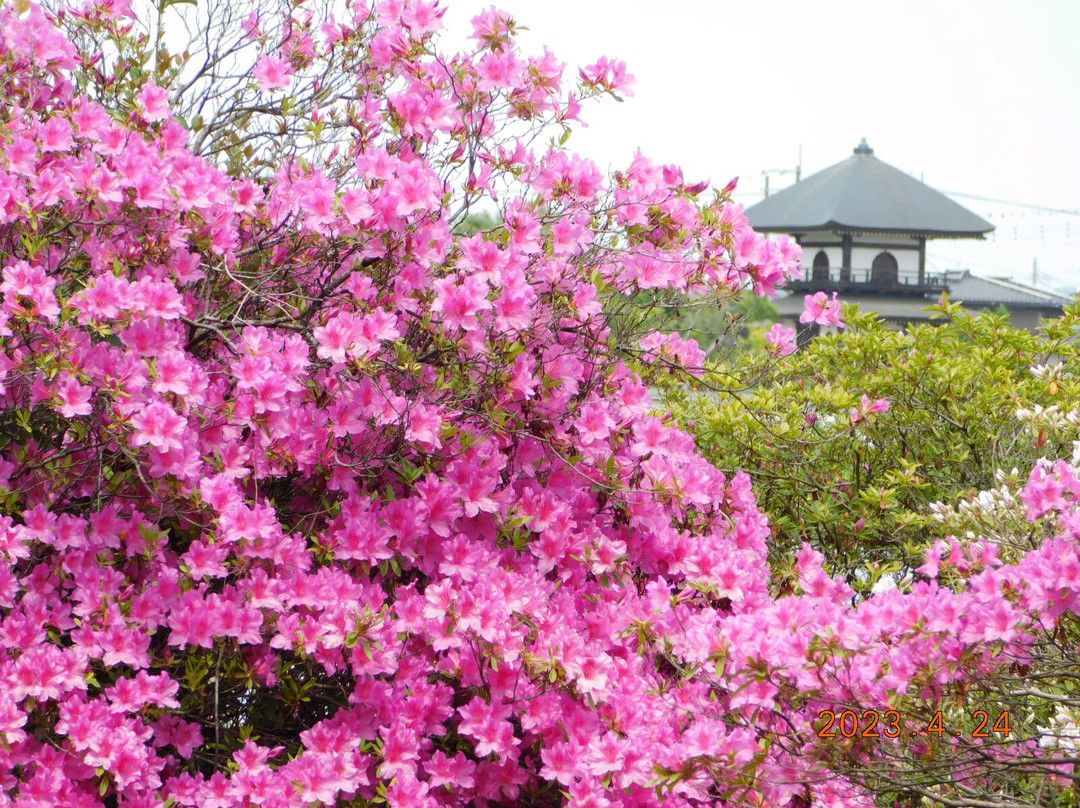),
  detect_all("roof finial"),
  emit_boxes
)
[854,138,874,156]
